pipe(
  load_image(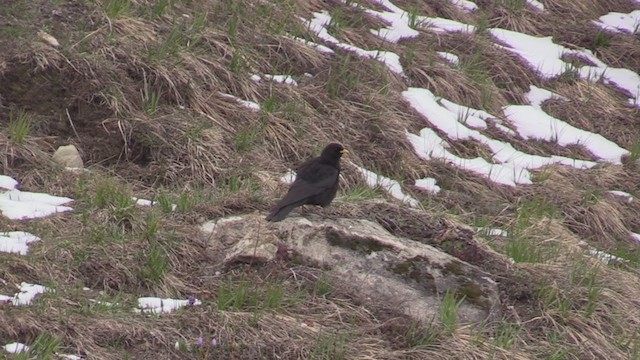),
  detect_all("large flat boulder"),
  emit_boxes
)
[201,214,500,324]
